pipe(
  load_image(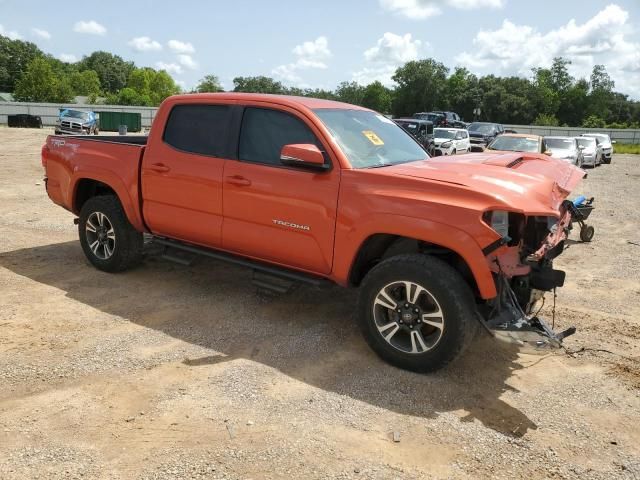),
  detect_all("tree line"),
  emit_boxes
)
[2,35,639,128]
